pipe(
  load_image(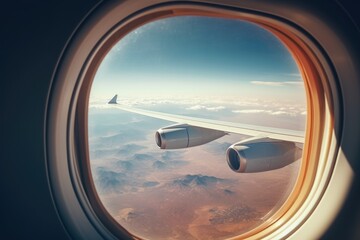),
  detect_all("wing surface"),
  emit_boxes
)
[109,102,304,143]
